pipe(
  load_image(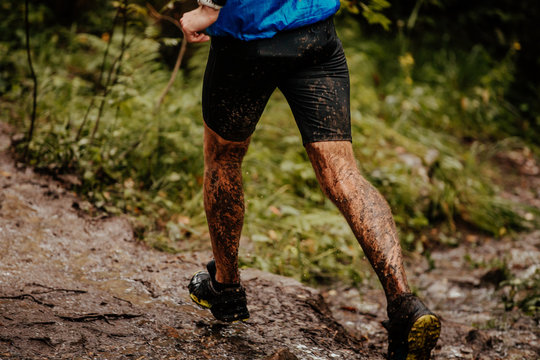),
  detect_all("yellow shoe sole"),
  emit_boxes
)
[190,293,212,309]
[406,314,441,360]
